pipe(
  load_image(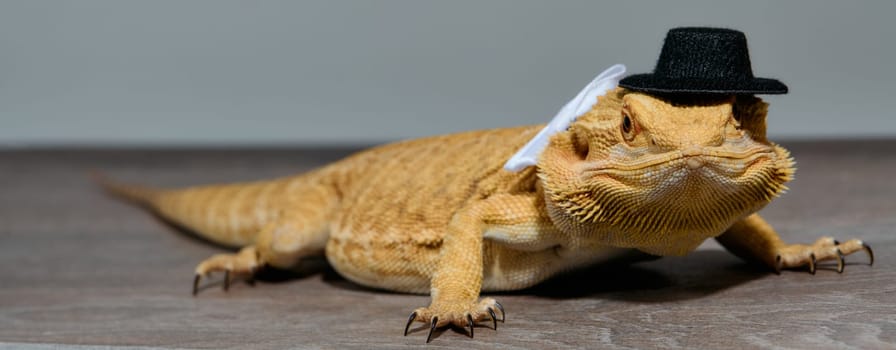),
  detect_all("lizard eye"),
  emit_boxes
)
[621,113,637,141]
